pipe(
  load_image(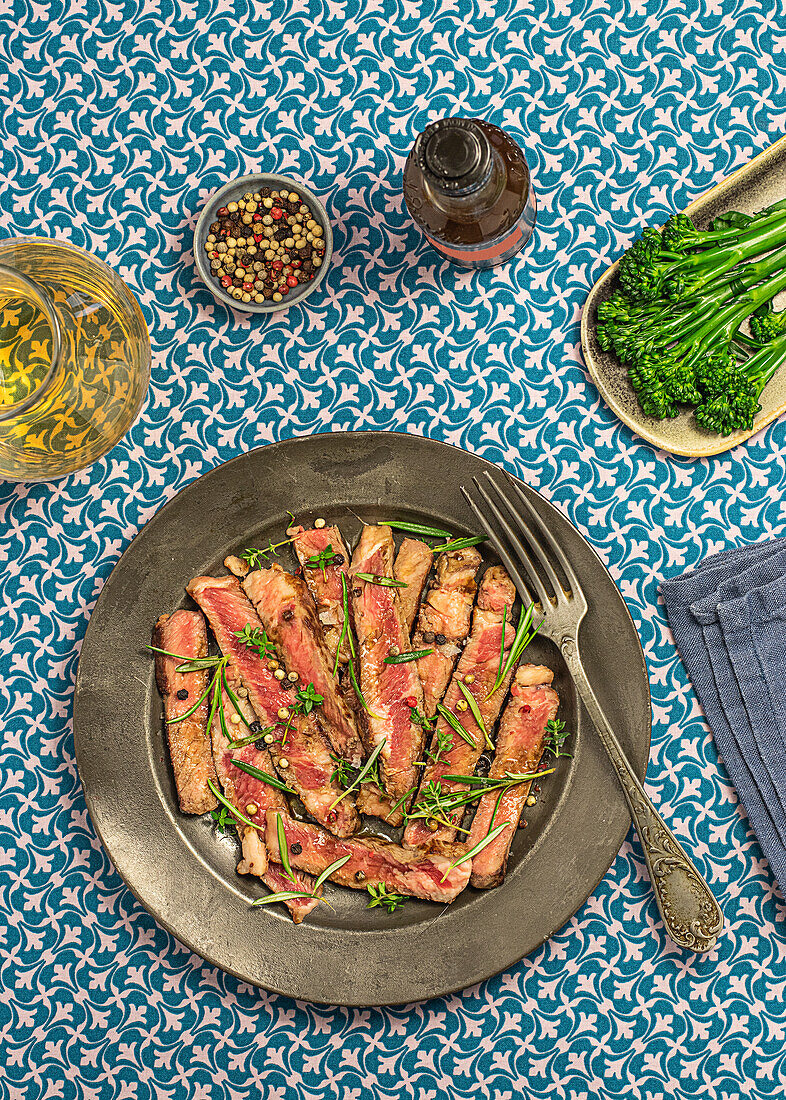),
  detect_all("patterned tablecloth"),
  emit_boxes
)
[3,2,786,1097]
